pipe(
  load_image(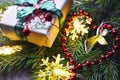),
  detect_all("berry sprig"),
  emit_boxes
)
[22,9,53,36]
